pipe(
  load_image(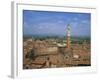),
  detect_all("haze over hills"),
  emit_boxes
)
[23,34,90,39]
[23,34,90,44]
